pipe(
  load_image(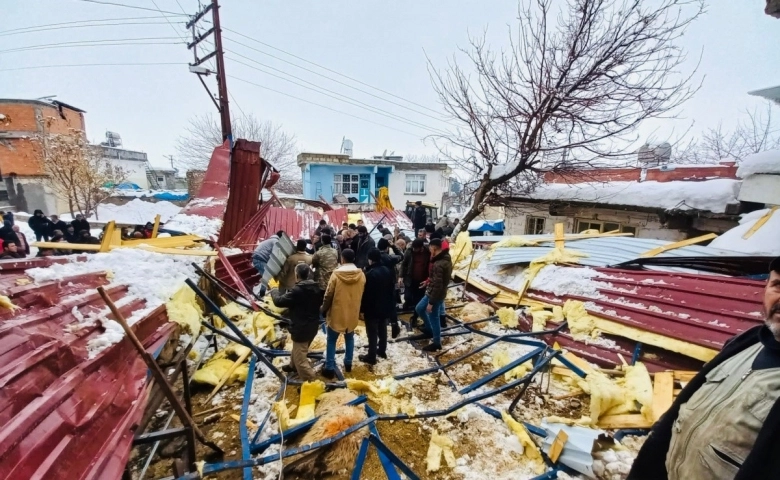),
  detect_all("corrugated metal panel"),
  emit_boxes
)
[362,209,413,231]
[525,267,764,351]
[228,205,349,249]
[180,140,231,220]
[220,139,265,243]
[487,236,746,267]
[0,272,173,480]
